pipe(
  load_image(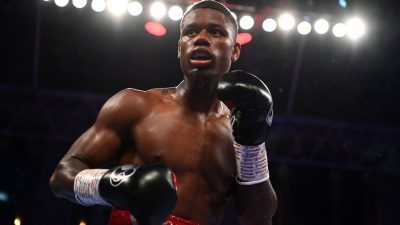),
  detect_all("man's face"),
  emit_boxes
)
[178,8,240,79]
